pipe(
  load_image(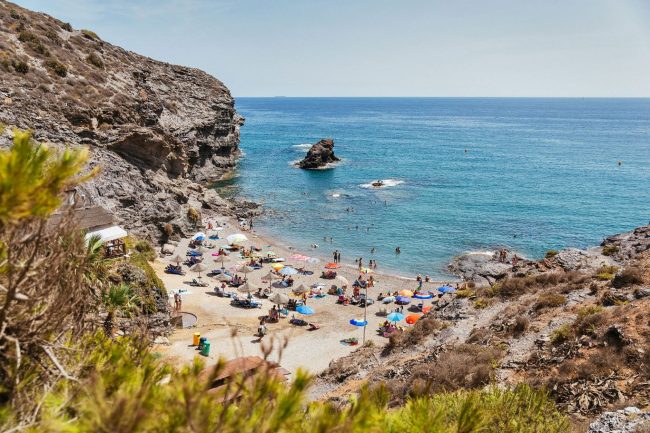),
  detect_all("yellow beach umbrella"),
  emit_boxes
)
[271,263,284,271]
[398,289,414,297]
[360,267,373,274]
